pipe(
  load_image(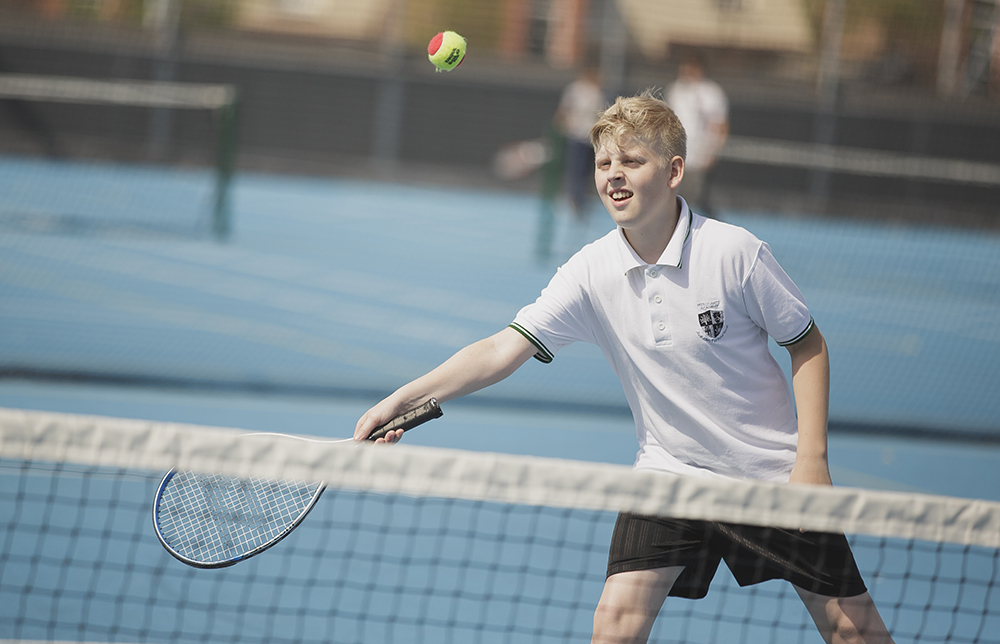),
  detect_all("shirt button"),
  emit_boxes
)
[649,269,658,278]
[657,322,666,331]
[654,295,662,304]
